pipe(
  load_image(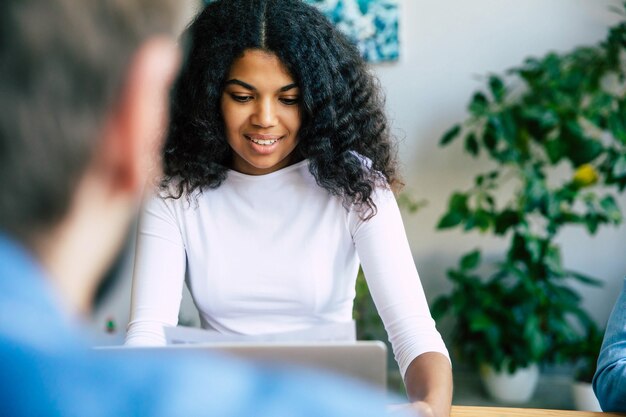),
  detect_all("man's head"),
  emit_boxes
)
[0,0,181,312]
